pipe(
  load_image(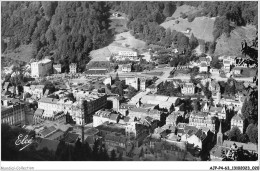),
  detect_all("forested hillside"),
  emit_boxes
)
[2,1,112,72]
[1,1,258,71]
